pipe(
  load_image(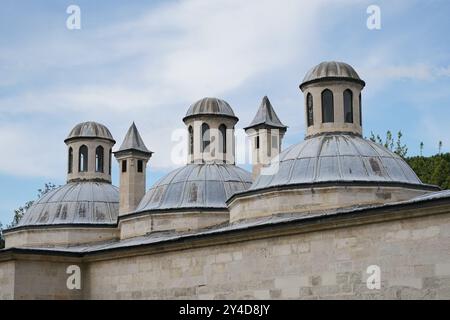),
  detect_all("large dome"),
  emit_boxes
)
[17,182,119,227]
[300,61,365,89]
[135,164,252,212]
[250,133,435,191]
[183,97,237,121]
[65,121,115,143]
